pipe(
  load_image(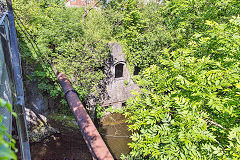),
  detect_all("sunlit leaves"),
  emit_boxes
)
[0,99,17,160]
[14,0,111,102]
[121,0,240,159]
